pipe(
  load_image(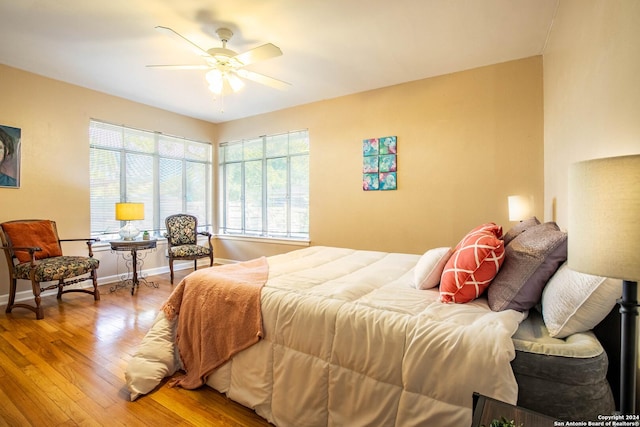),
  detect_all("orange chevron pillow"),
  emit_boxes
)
[440,223,505,303]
